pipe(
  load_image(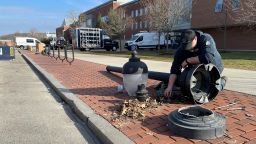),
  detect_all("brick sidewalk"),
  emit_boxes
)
[23,51,256,144]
